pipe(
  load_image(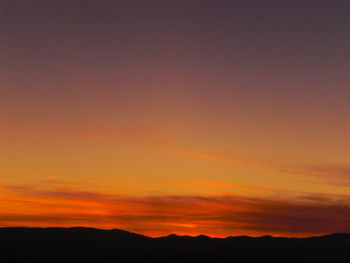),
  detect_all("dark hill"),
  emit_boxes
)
[0,227,349,262]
